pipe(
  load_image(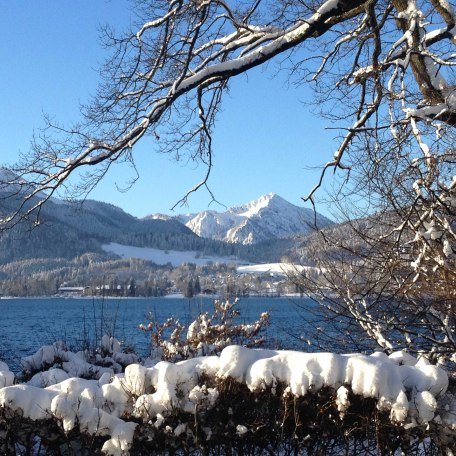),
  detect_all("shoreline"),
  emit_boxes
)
[0,293,308,300]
